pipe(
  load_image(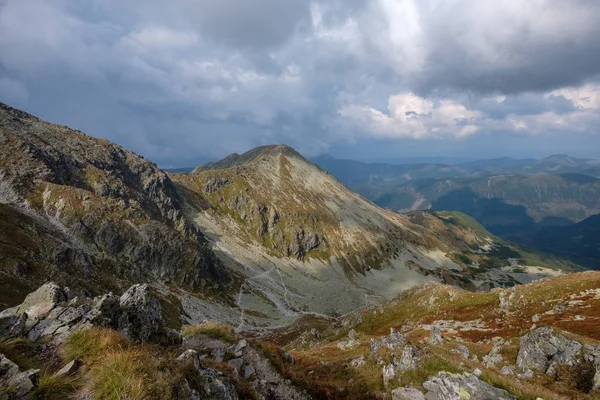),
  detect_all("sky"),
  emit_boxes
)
[1,0,600,167]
